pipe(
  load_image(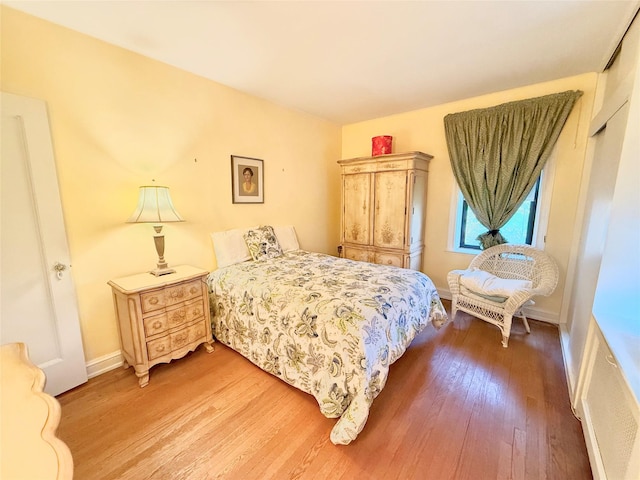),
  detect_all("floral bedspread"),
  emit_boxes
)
[207,250,448,445]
